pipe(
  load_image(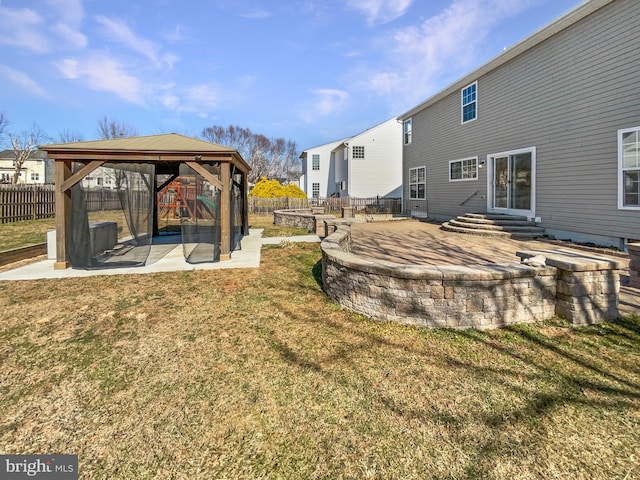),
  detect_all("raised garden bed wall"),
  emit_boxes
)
[273,209,316,233]
[321,225,623,329]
